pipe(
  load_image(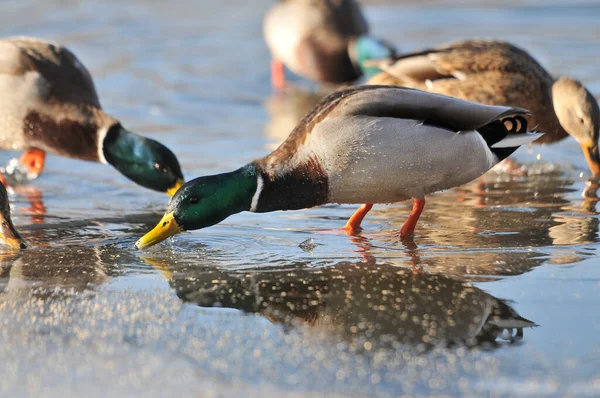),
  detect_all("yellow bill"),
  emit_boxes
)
[136,212,182,249]
[0,215,26,250]
[166,179,185,197]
